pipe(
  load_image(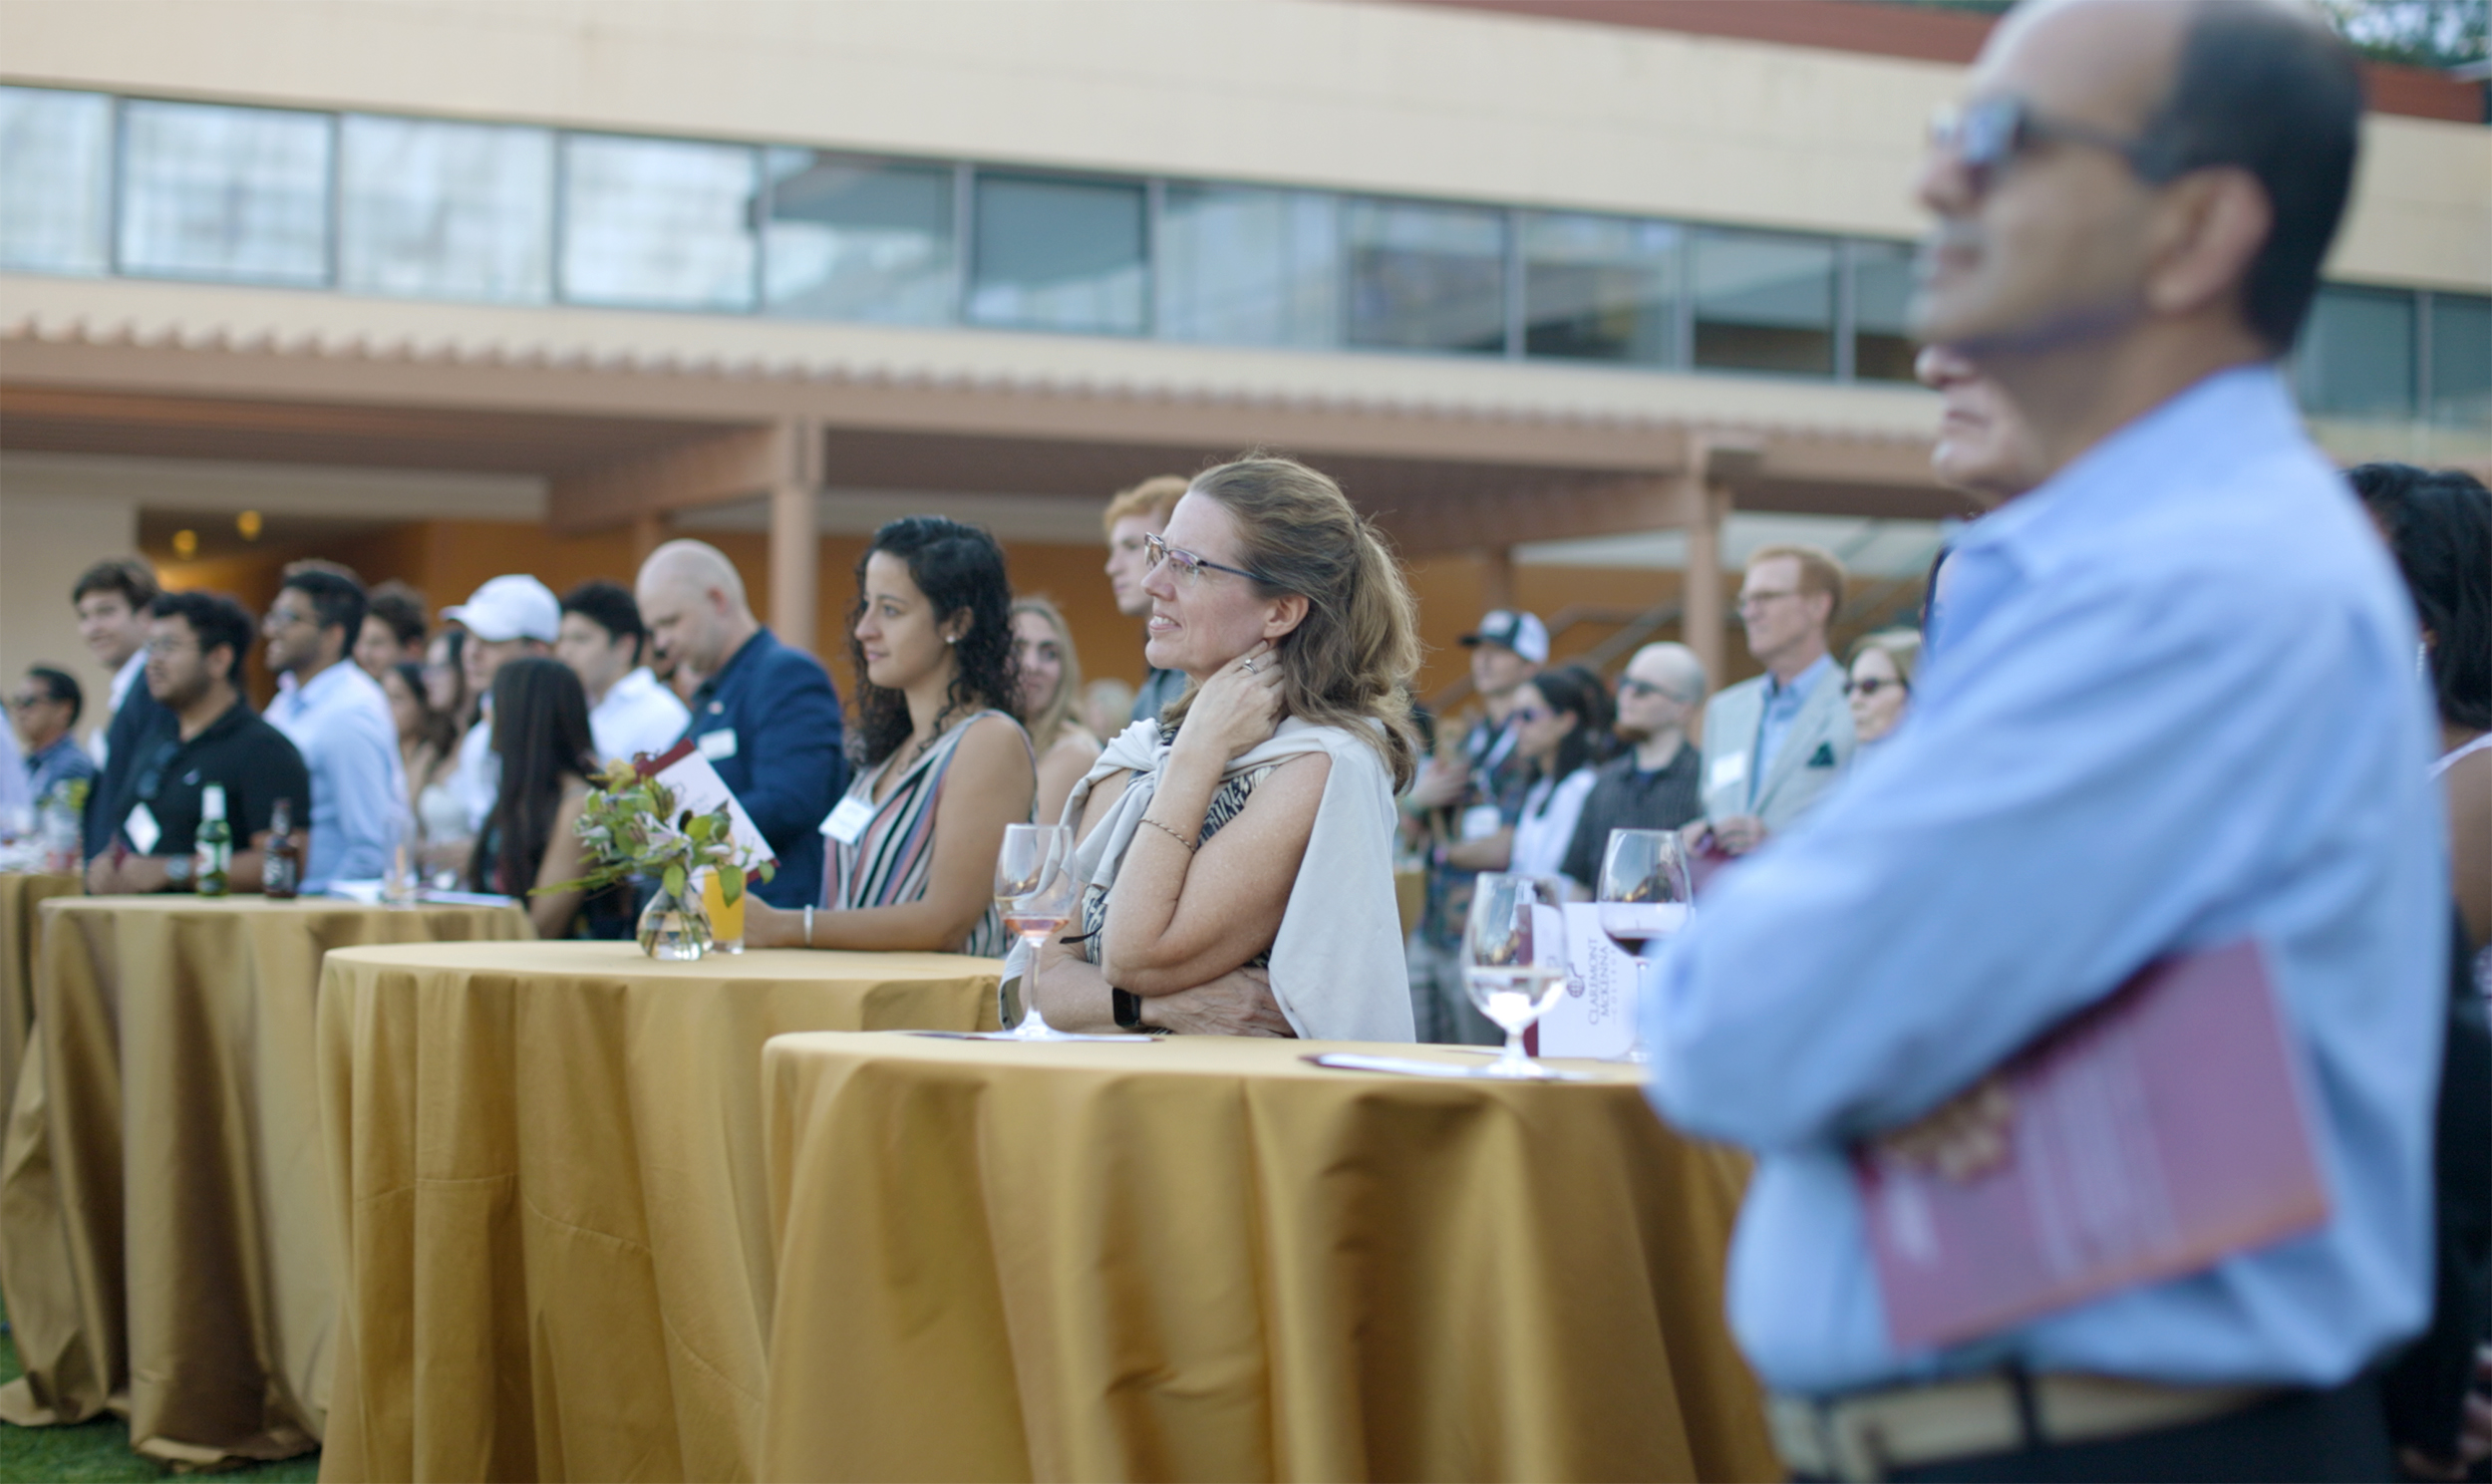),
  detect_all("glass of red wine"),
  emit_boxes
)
[1597,828,1693,1062]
